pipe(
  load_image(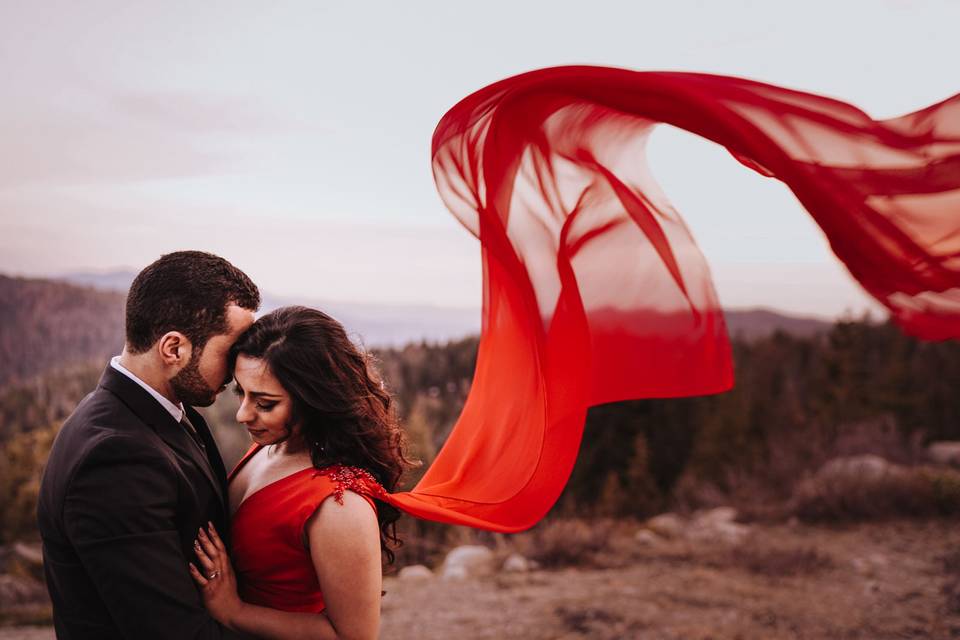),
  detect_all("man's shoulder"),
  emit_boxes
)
[50,386,170,478]
[60,382,148,438]
[39,385,177,531]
